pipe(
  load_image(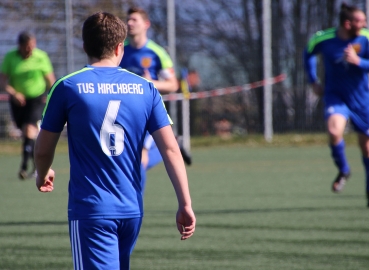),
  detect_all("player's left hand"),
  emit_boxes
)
[36,169,55,192]
[344,44,360,65]
[176,205,196,240]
